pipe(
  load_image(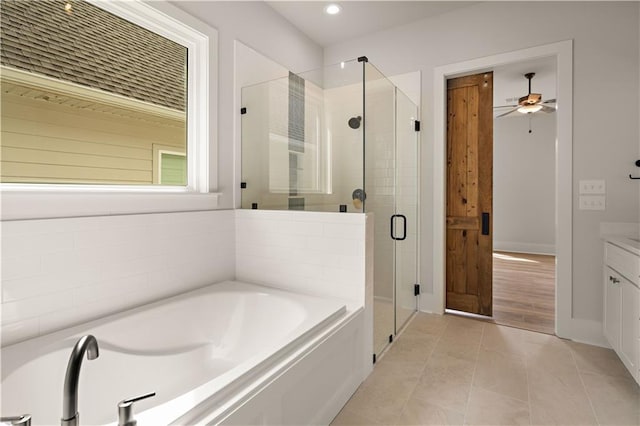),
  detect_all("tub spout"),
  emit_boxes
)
[61,335,99,426]
[0,415,31,426]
